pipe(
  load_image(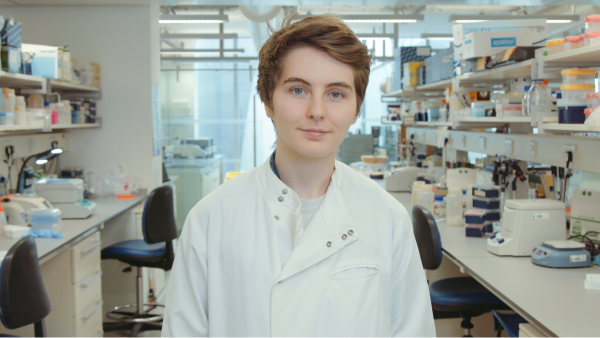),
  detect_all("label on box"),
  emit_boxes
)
[491,37,516,48]
[533,212,549,219]
[570,254,587,262]
[474,190,485,197]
